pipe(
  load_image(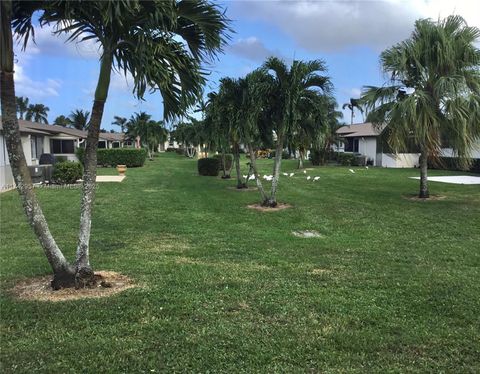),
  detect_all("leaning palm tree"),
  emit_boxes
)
[361,16,480,198]
[261,57,332,207]
[25,103,49,124]
[15,96,29,119]
[342,98,363,125]
[68,109,90,130]
[5,0,230,288]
